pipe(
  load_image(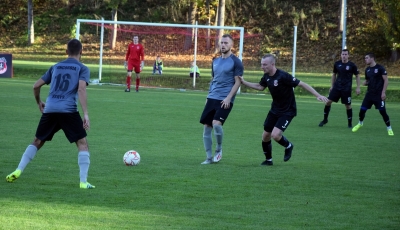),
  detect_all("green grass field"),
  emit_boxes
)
[0,78,399,229]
